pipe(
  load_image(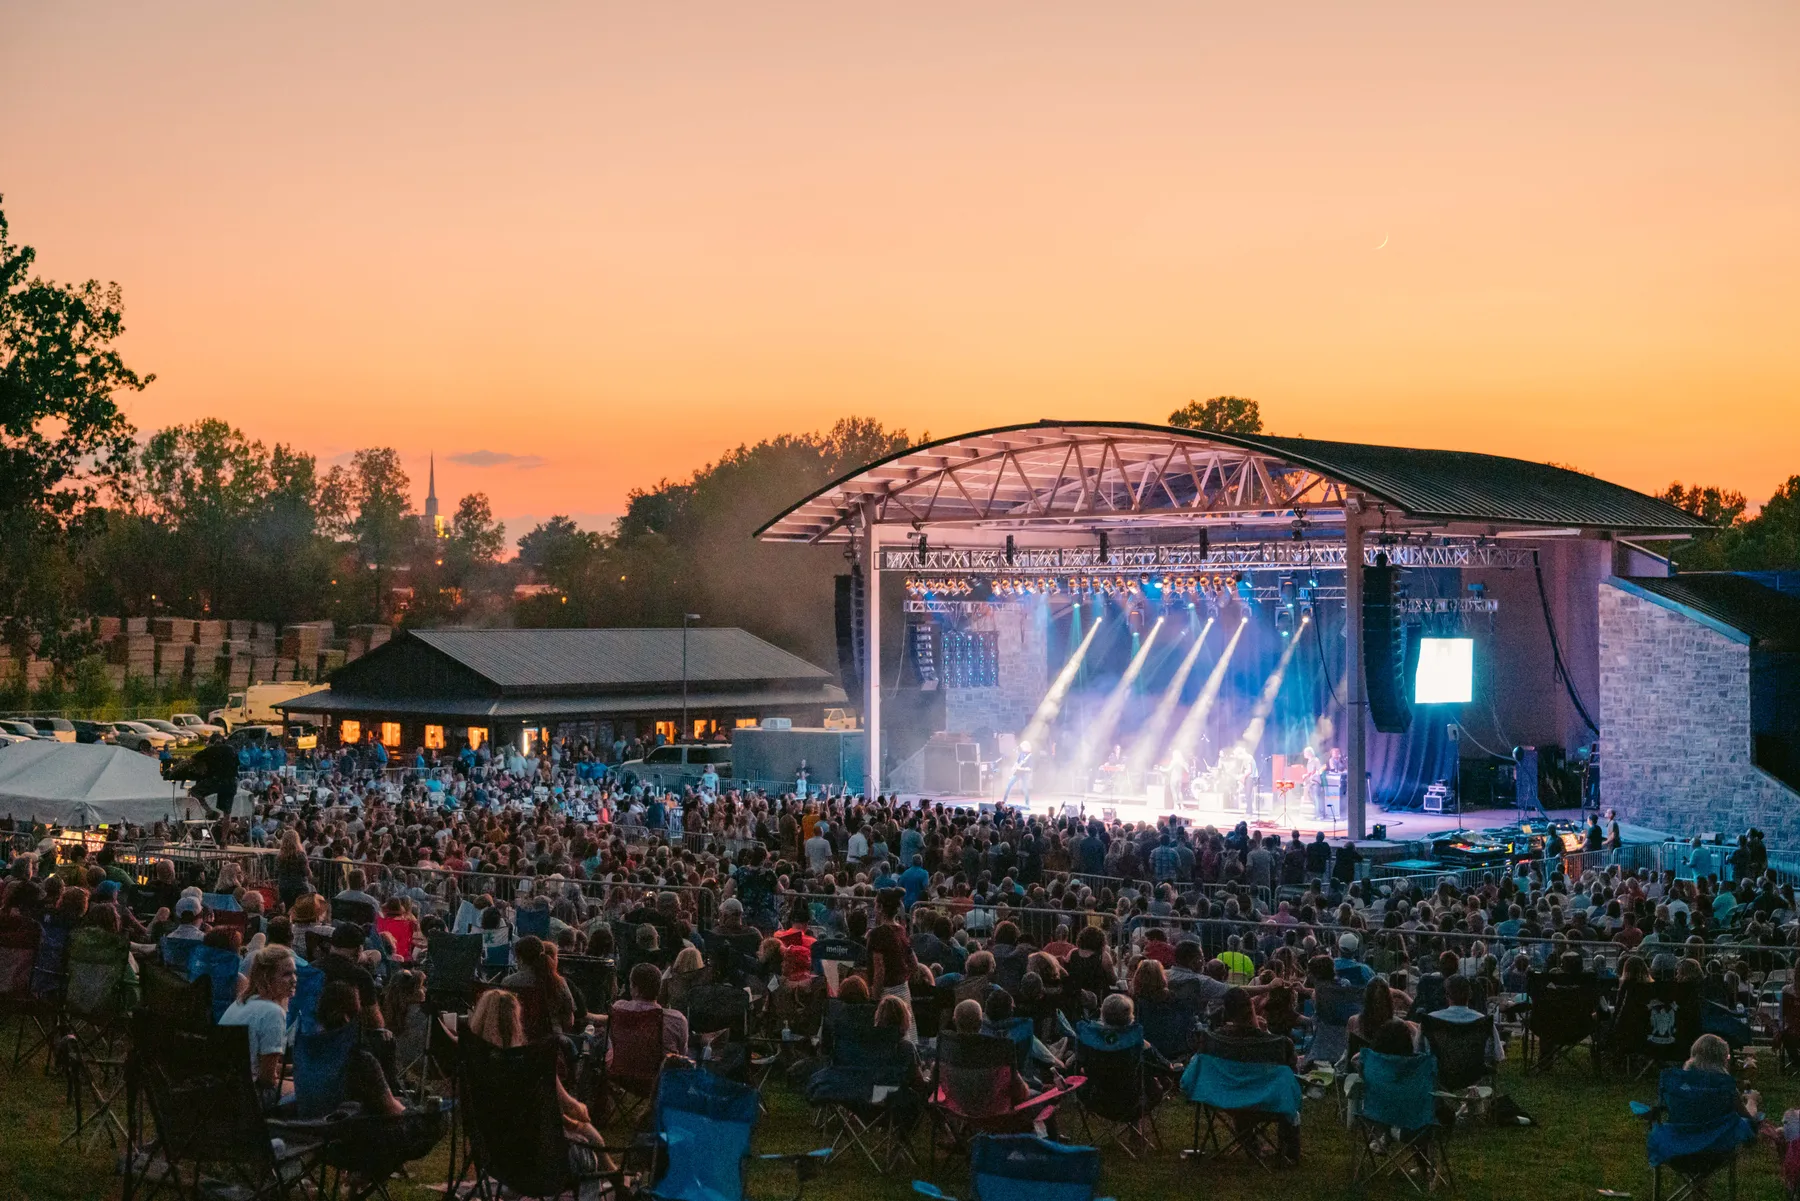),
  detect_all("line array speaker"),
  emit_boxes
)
[1362,560,1413,733]
[834,570,866,701]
